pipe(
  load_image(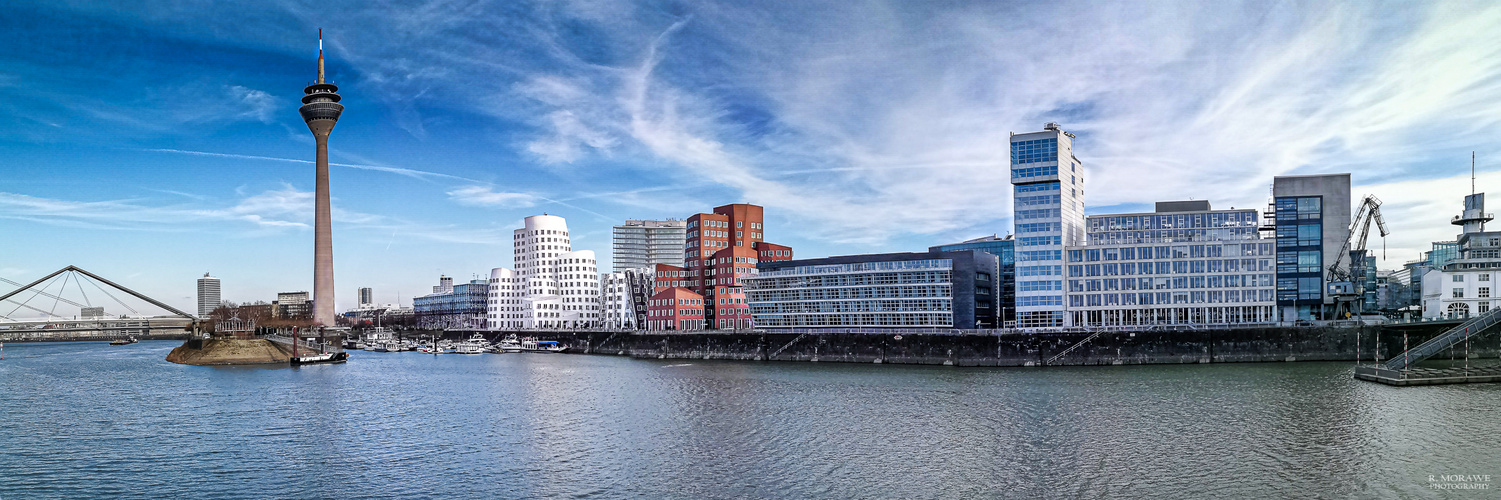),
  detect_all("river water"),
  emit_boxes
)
[1,341,1497,498]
